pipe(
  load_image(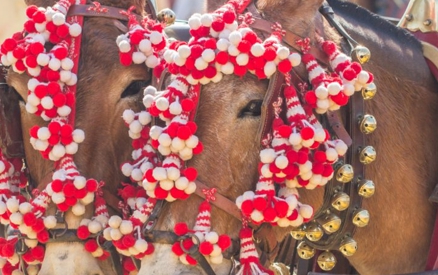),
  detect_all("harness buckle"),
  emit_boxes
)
[15,236,28,256]
[179,233,201,255]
